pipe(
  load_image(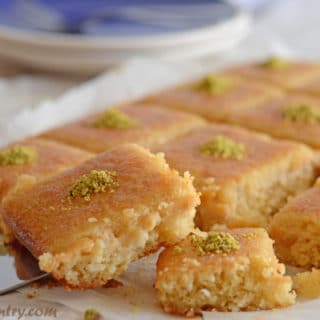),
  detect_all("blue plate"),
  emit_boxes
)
[0,0,239,37]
